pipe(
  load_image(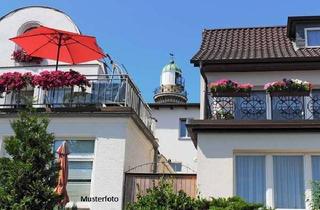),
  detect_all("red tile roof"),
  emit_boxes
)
[191,26,320,66]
